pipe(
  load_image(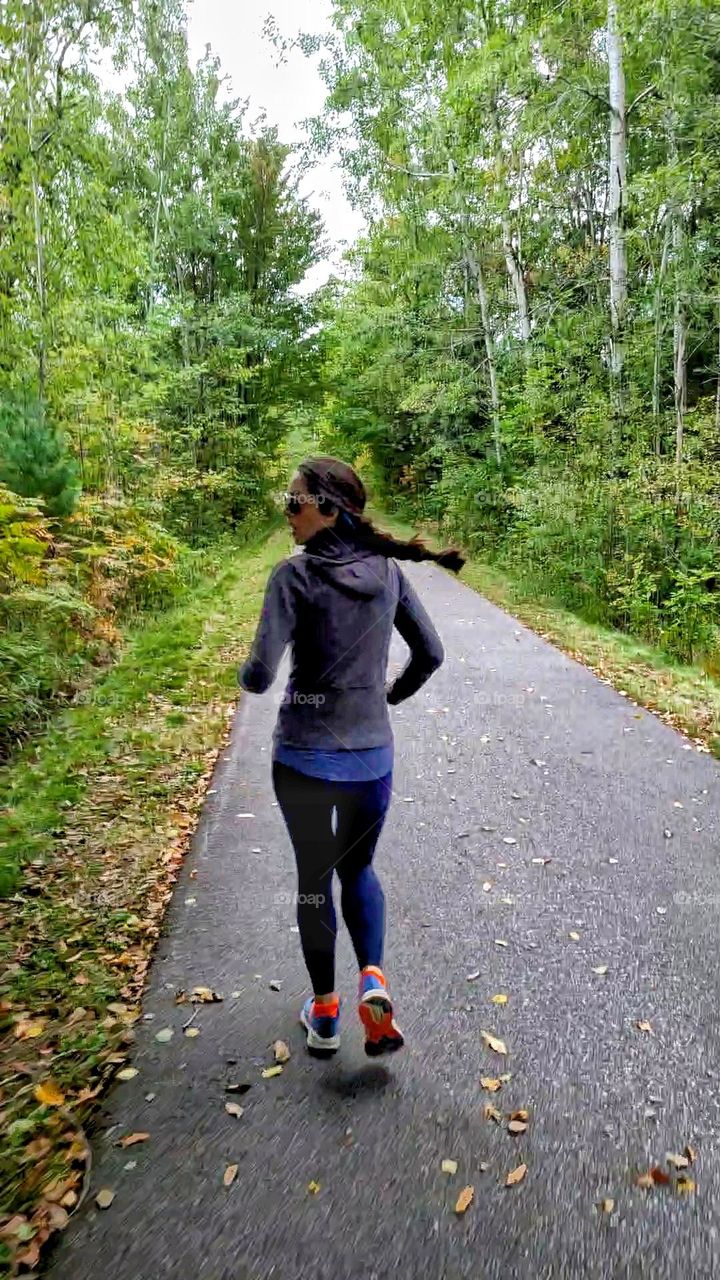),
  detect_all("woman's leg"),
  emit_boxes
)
[271,761,338,995]
[333,772,393,971]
